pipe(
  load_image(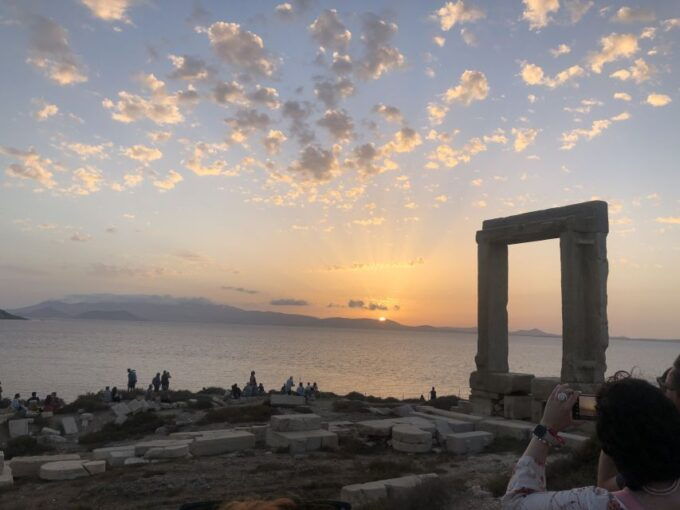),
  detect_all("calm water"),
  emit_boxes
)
[0,319,677,401]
